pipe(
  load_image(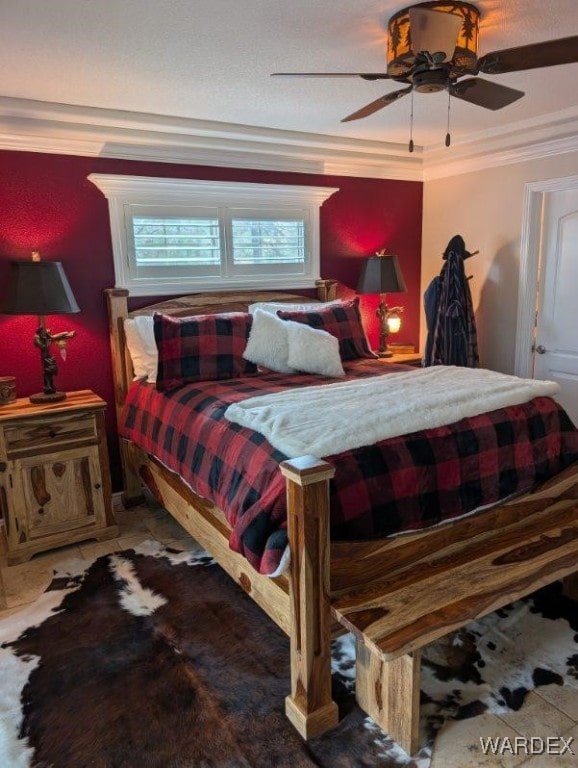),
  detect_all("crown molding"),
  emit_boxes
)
[0,96,422,181]
[422,106,578,180]
[1,97,578,183]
